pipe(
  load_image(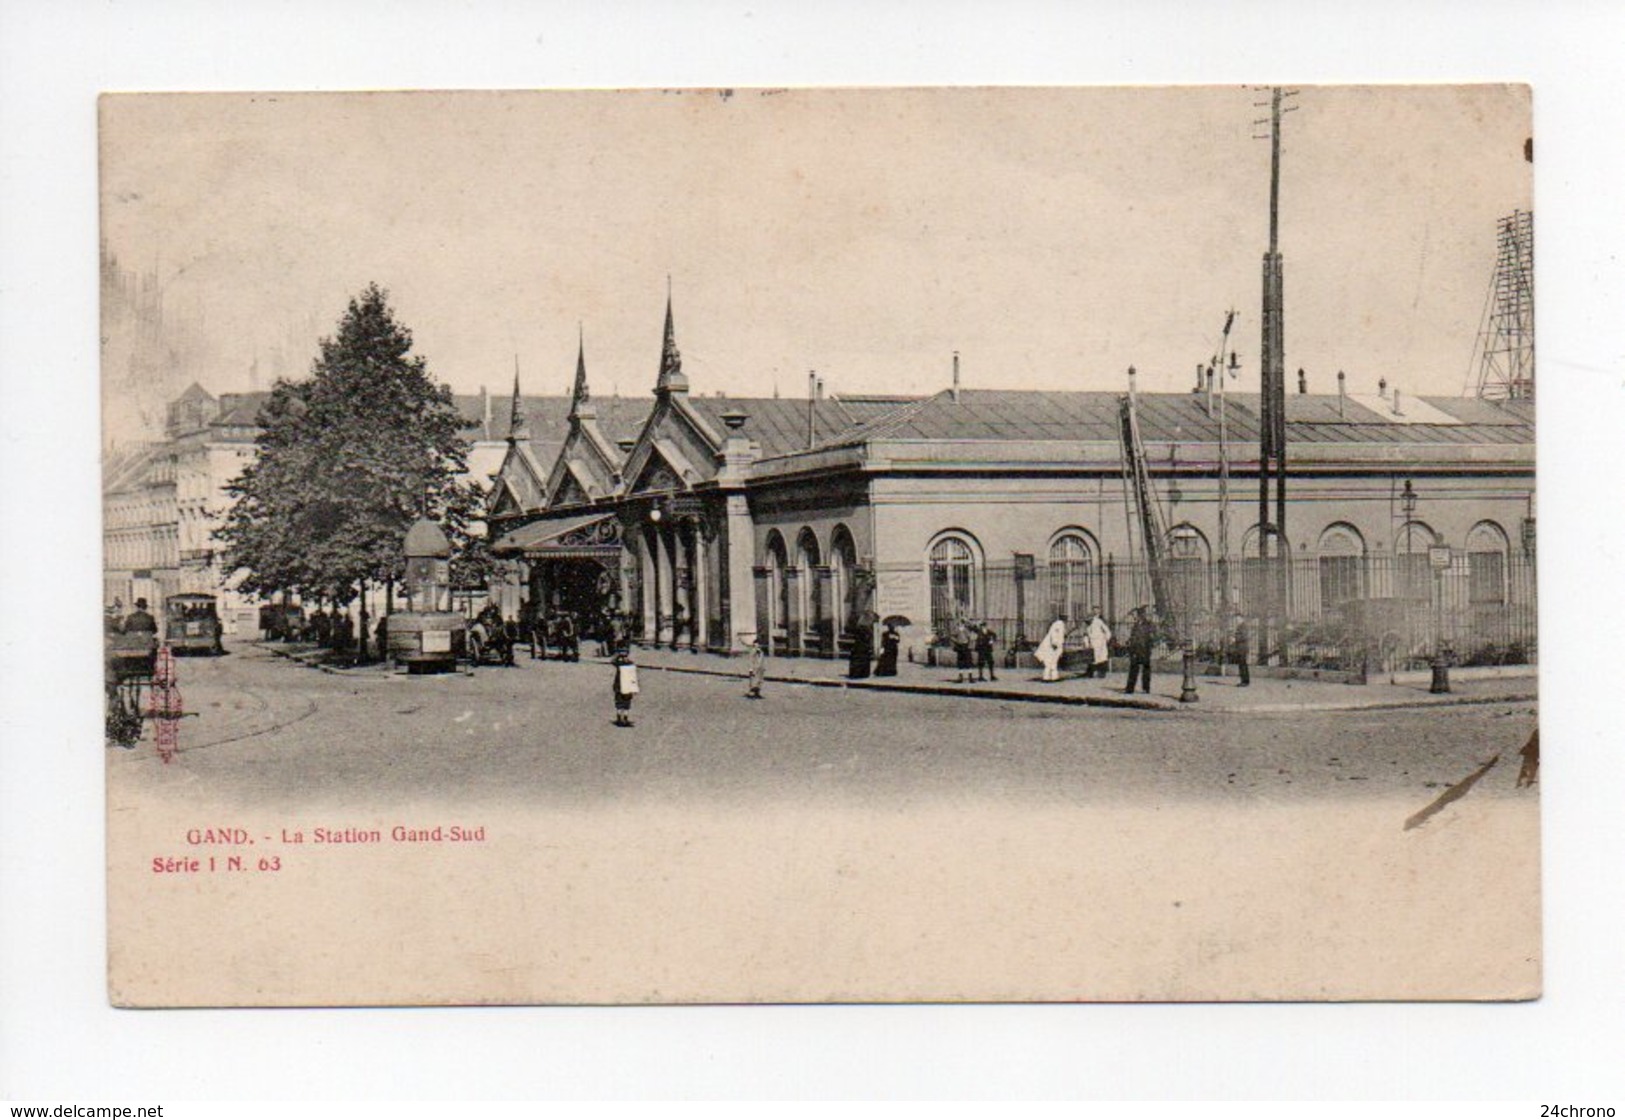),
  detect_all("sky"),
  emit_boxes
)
[99,84,1530,440]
